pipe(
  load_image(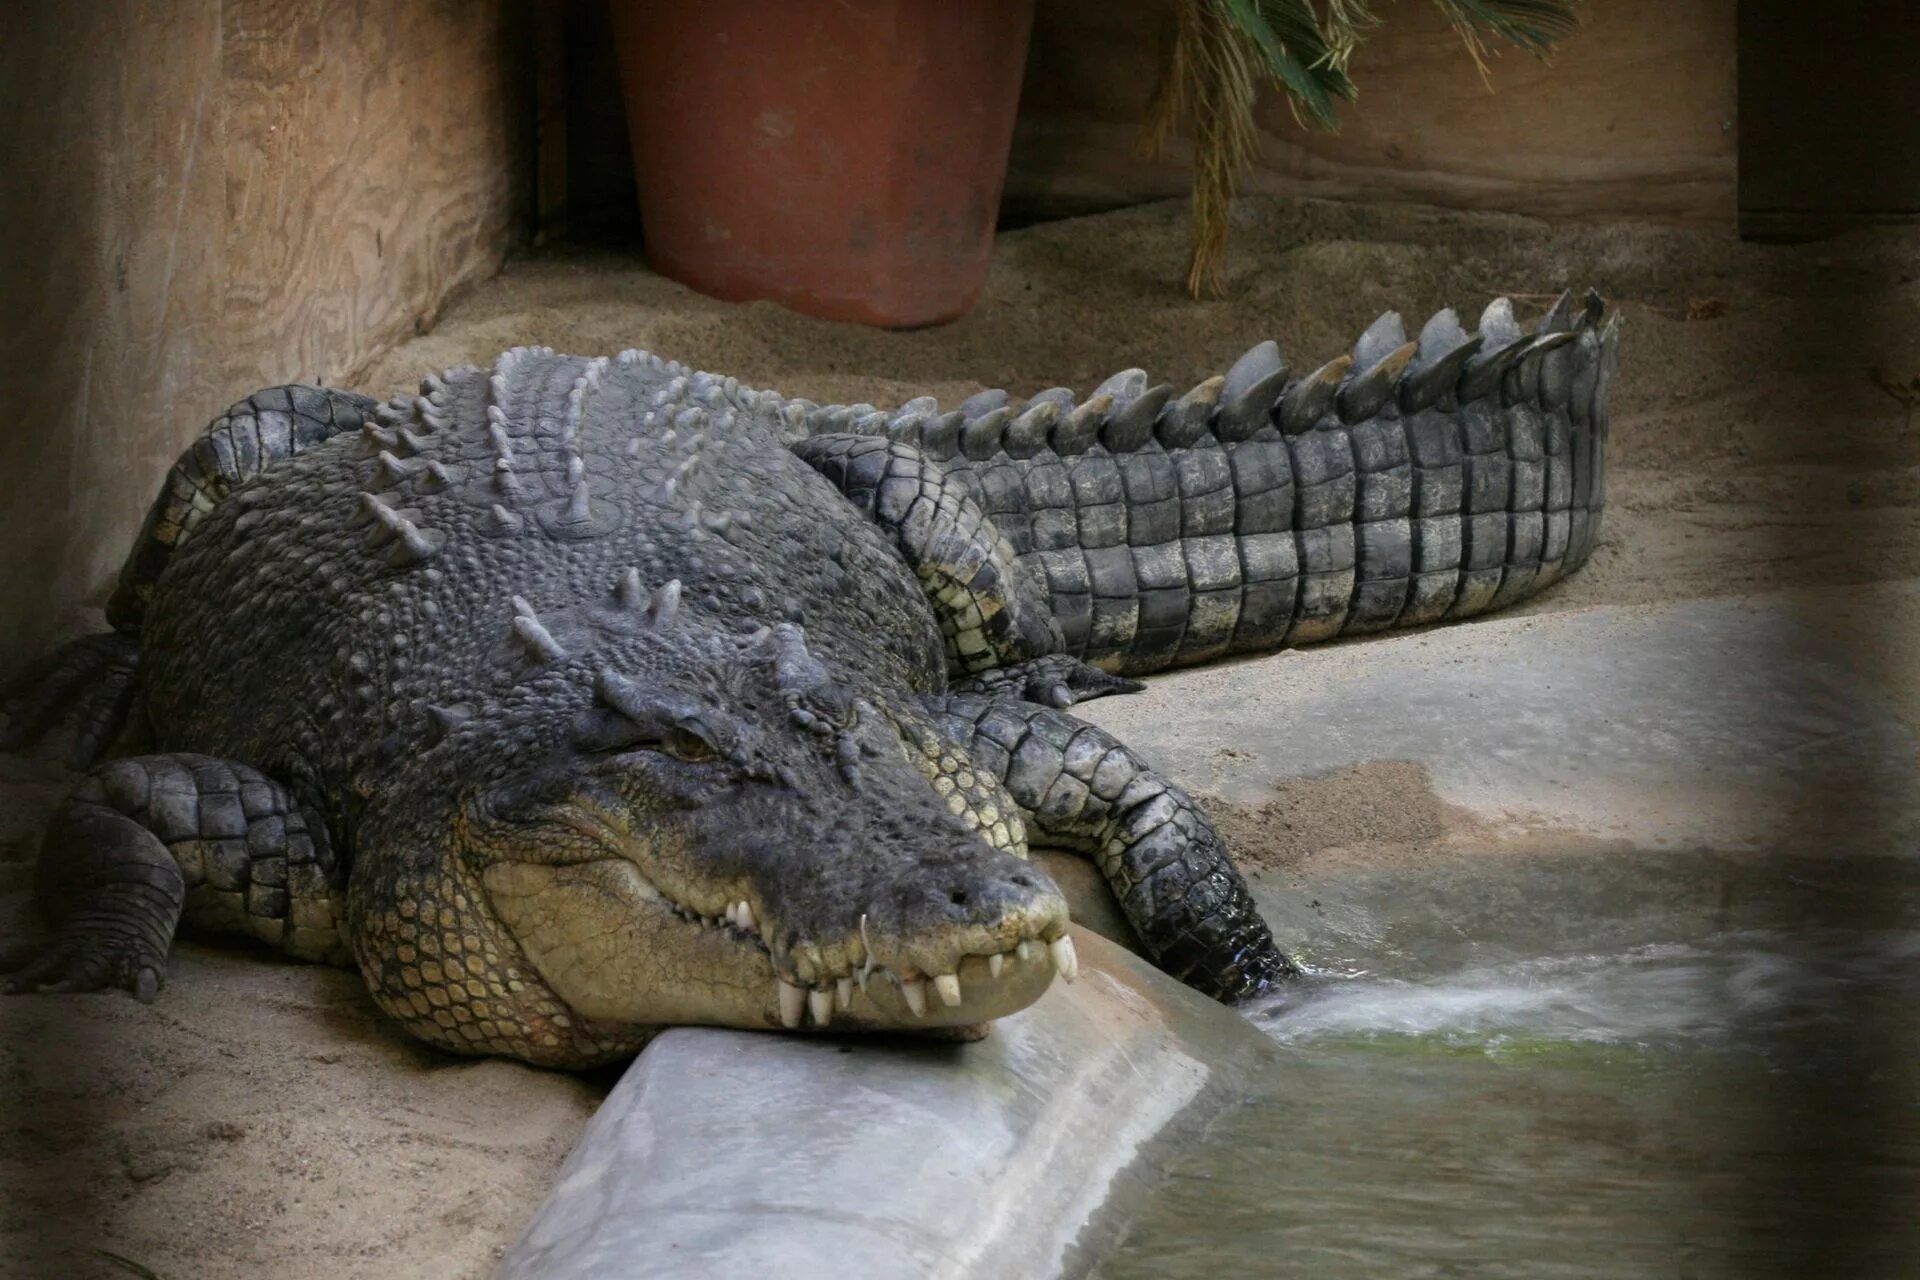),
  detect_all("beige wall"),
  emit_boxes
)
[0,0,531,676]
[1007,0,1736,226]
